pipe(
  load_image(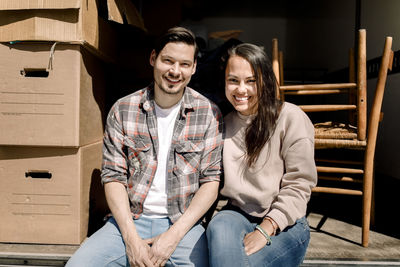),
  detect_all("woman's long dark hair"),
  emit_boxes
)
[224,43,283,166]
